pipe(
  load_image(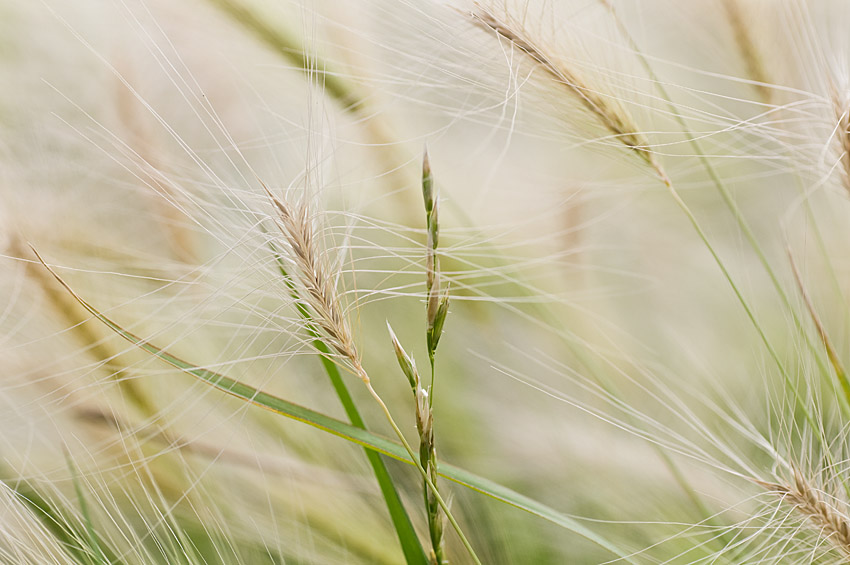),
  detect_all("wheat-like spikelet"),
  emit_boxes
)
[263,184,479,563]
[469,3,658,169]
[387,323,444,564]
[758,471,850,559]
[262,185,364,380]
[422,151,449,369]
